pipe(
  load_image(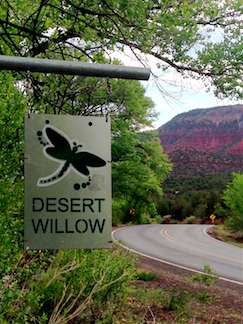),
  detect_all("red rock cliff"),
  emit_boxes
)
[158,105,243,155]
[157,105,243,177]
